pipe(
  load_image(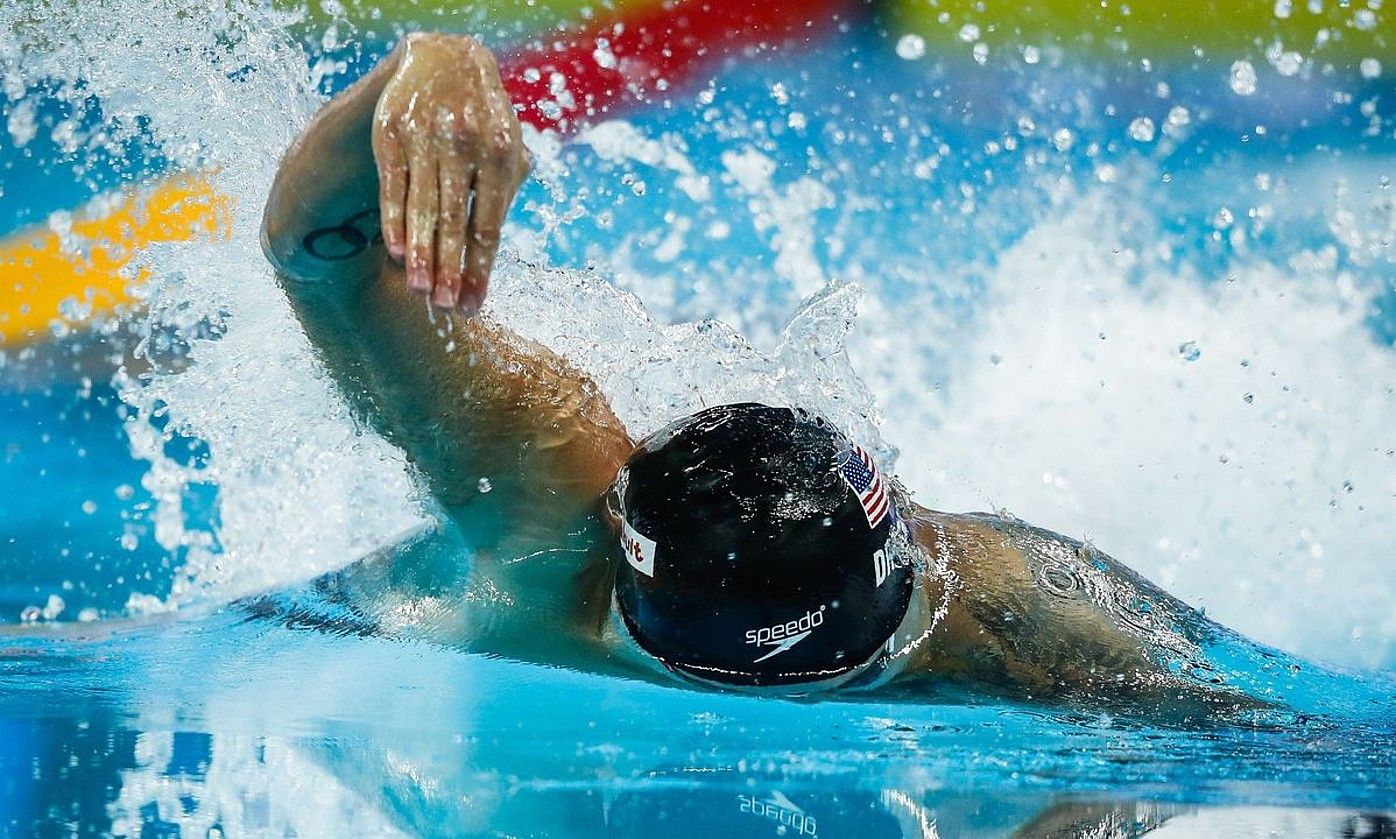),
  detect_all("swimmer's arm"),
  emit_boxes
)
[266,193,632,512]
[909,509,1252,709]
[276,256,634,511]
[263,35,629,509]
